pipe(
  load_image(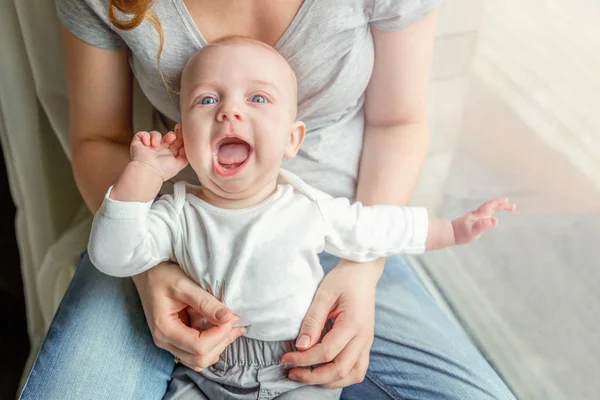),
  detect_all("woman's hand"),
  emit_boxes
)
[132,261,247,372]
[281,258,384,388]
